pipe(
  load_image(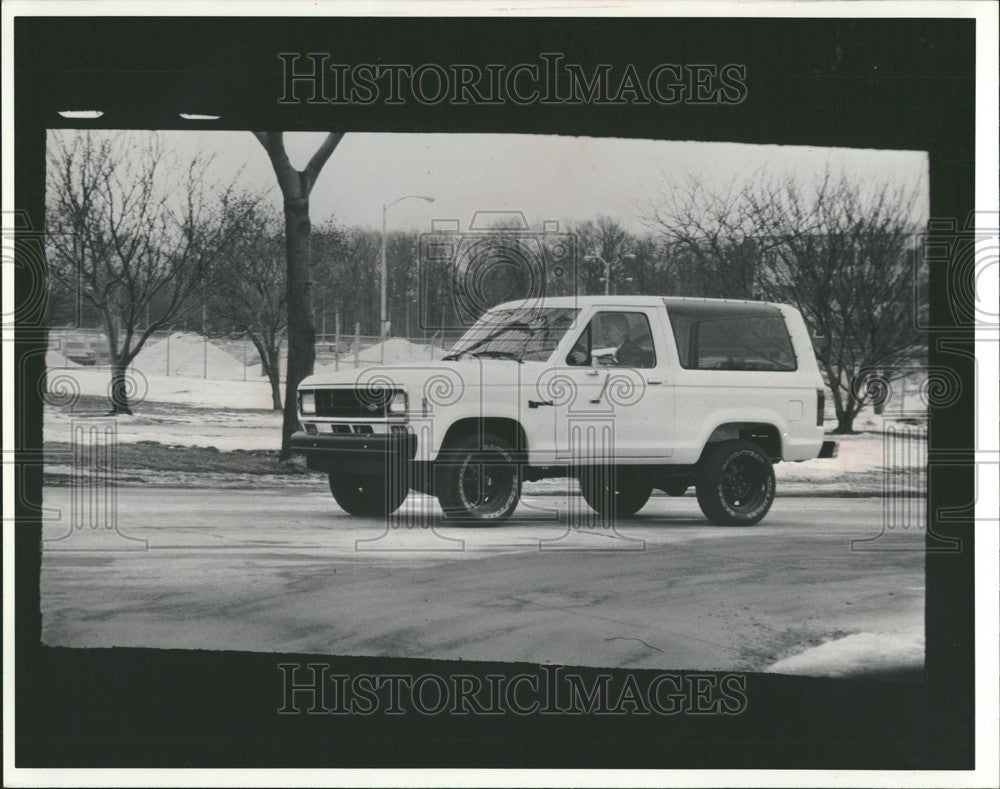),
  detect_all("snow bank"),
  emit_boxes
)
[132,332,248,380]
[776,429,926,483]
[767,631,924,677]
[314,338,445,375]
[358,337,445,364]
